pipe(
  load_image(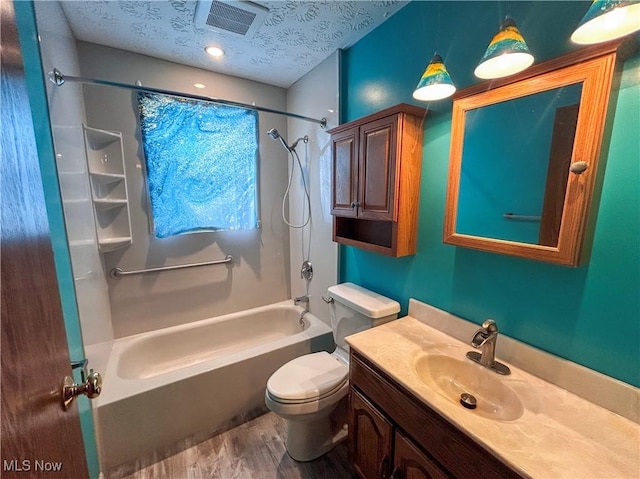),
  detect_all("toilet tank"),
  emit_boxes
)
[327,282,400,352]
